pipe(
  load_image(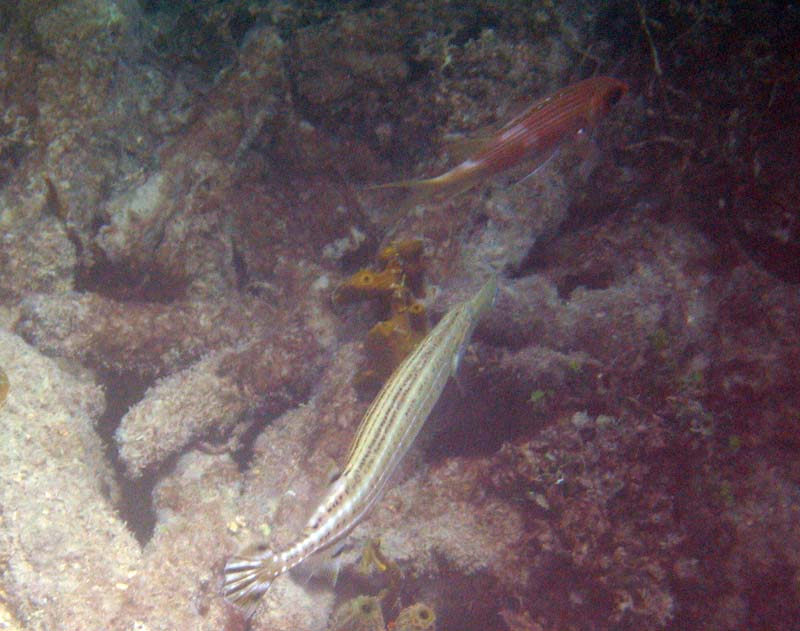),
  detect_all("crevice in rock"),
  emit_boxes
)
[520,555,616,629]
[230,411,277,473]
[406,559,506,631]
[75,252,188,304]
[554,268,616,299]
[94,370,158,545]
[231,241,249,291]
[424,360,542,461]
